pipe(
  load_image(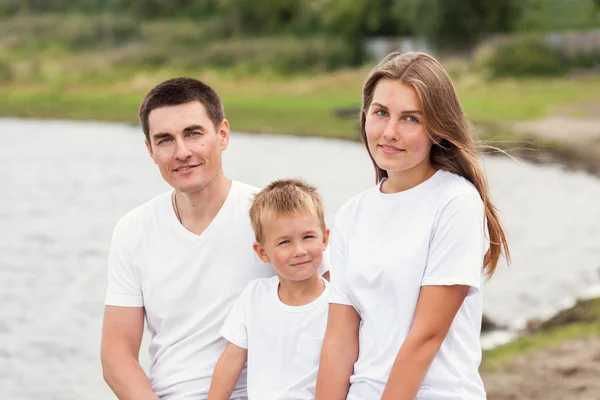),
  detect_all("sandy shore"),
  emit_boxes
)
[484,337,600,400]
